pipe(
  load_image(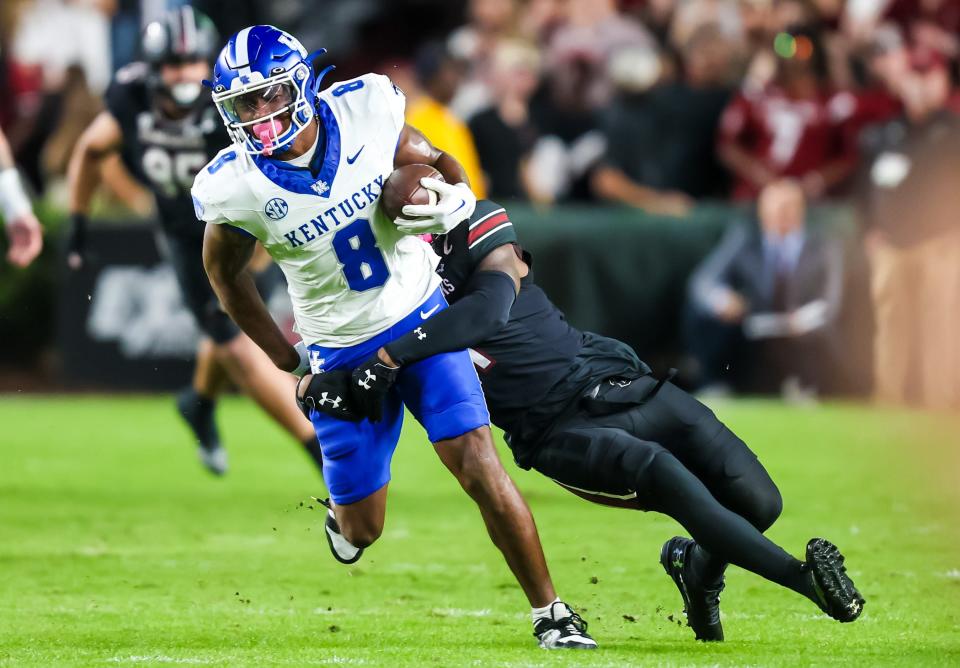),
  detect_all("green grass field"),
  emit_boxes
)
[1,396,958,667]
